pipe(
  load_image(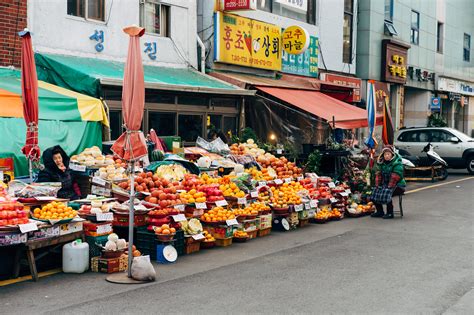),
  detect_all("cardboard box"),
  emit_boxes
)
[91,255,128,273]
[59,221,84,236]
[27,225,60,240]
[0,232,27,246]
